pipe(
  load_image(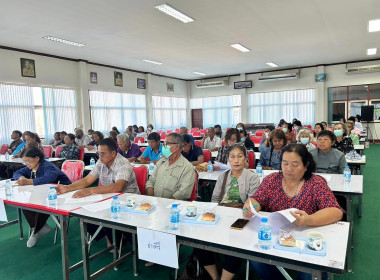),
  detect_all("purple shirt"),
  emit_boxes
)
[117,143,142,159]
